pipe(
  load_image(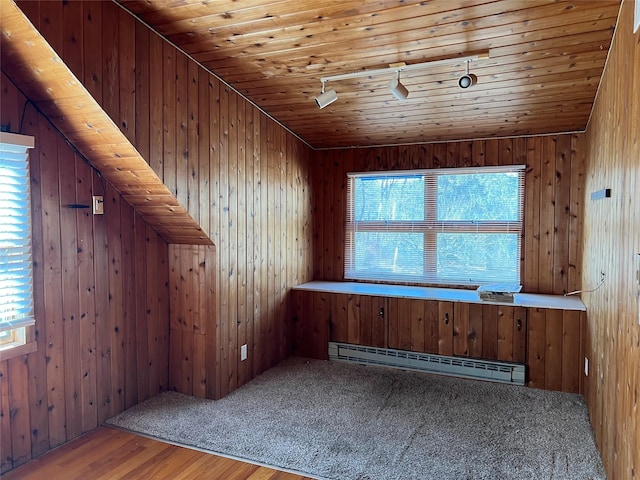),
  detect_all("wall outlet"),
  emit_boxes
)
[92,195,104,215]
[240,344,247,361]
[584,357,589,377]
